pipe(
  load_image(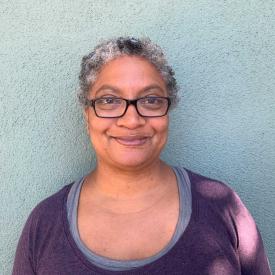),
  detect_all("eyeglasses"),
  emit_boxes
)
[85,96,171,118]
